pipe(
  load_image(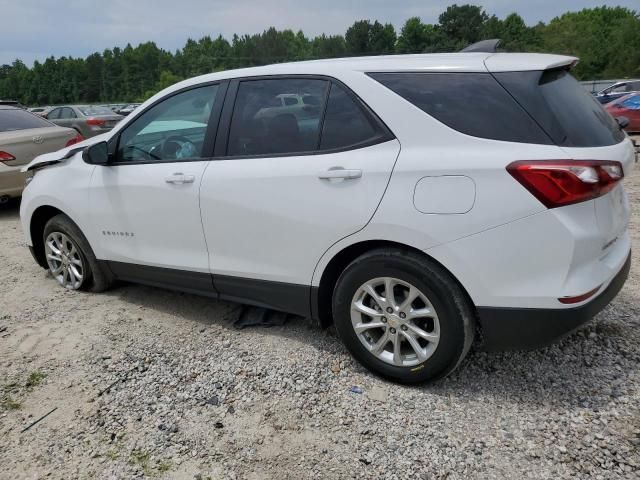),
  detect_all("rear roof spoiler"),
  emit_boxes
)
[460,39,501,53]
